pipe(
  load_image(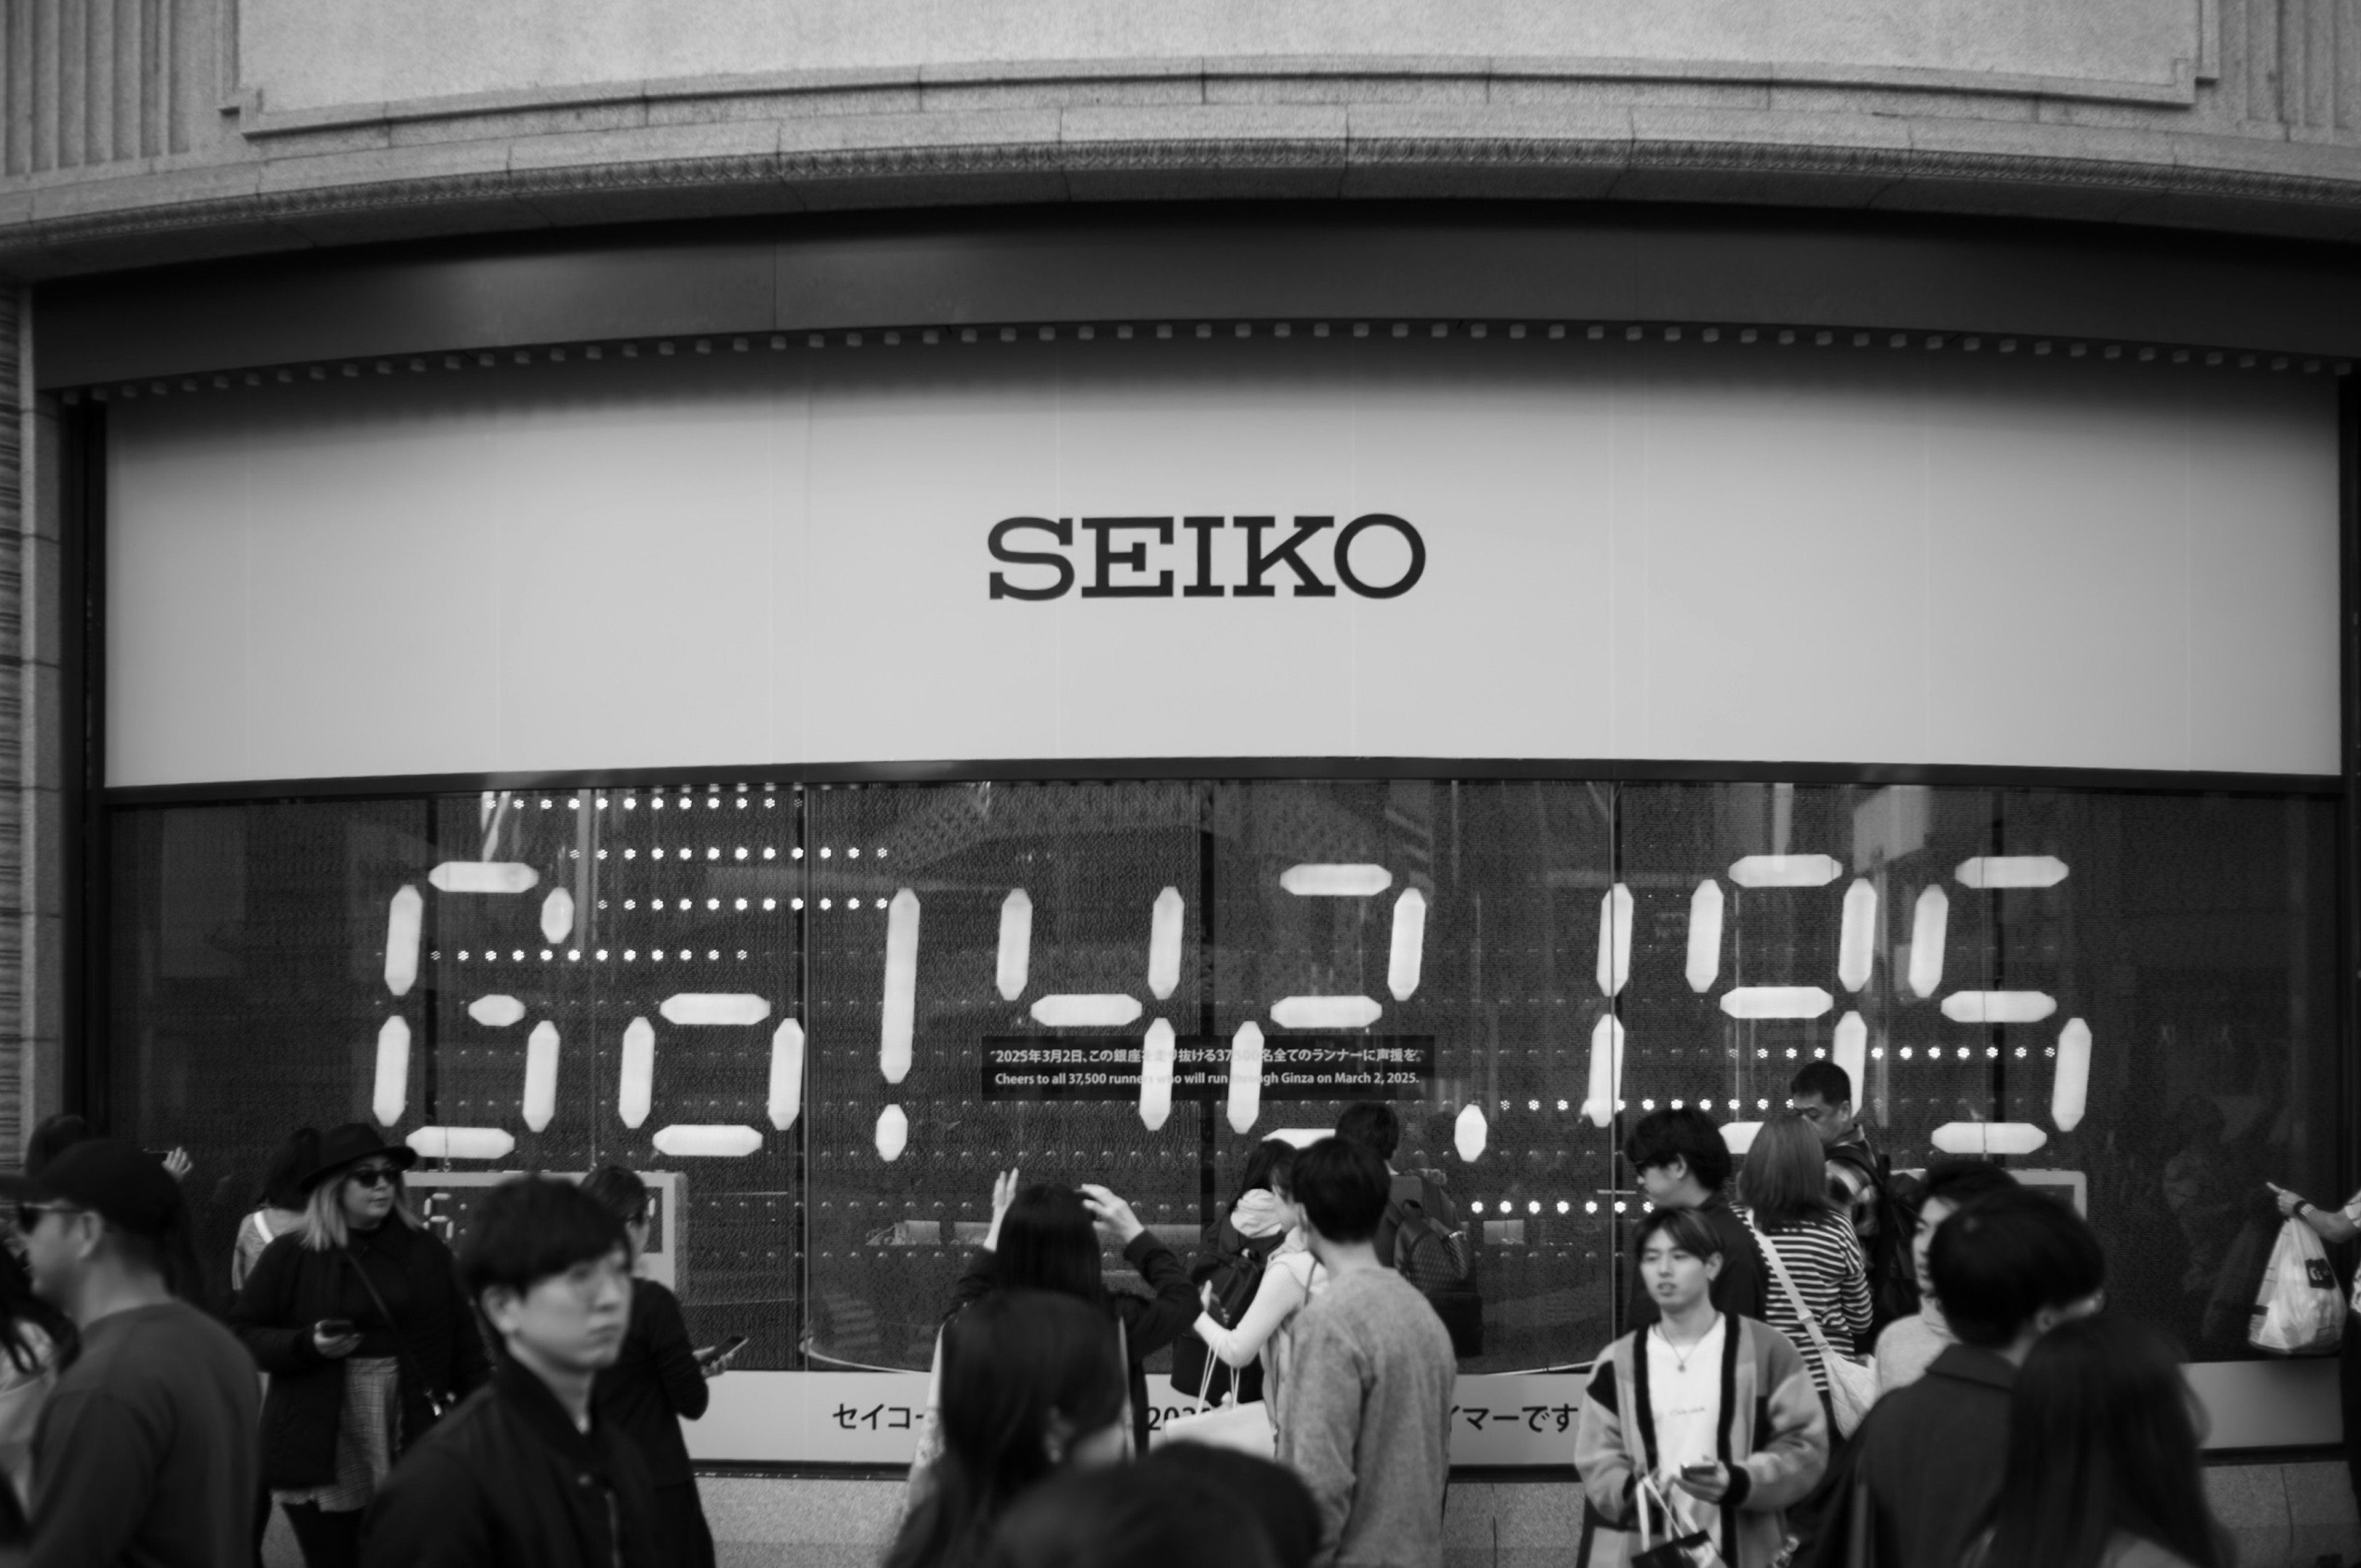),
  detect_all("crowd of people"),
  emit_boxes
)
[890,1111,1456,1568]
[900,1078,2252,1568]
[0,1072,2296,1568]
[0,1114,733,1567]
